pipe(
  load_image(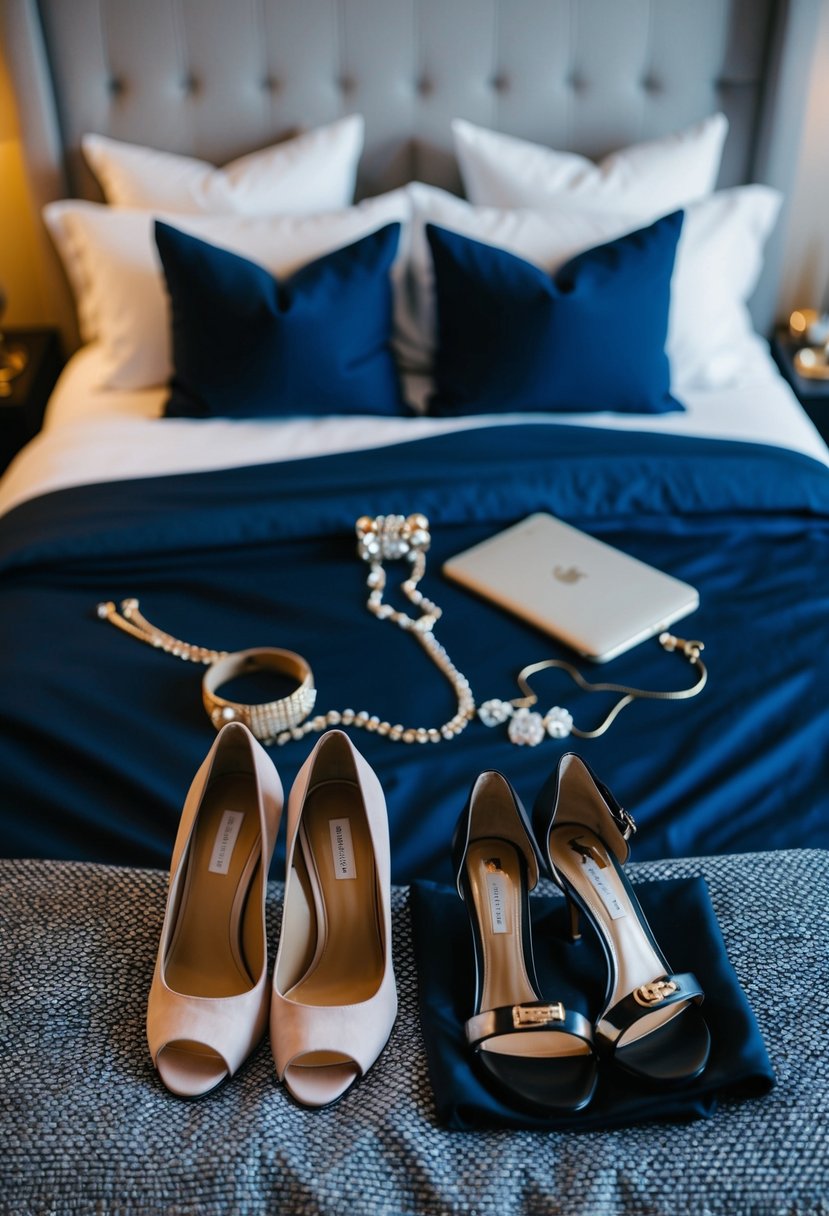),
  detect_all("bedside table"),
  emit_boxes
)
[771,328,829,445]
[0,328,63,473]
